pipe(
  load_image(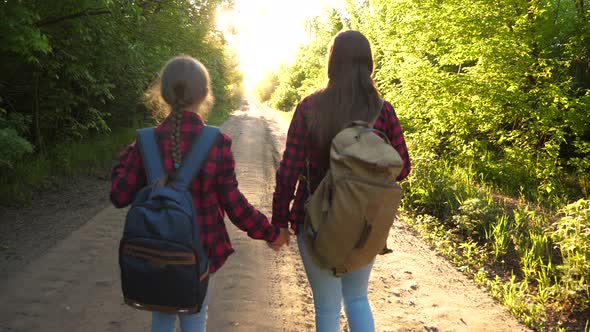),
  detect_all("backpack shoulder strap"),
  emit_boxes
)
[137,128,166,185]
[174,126,221,190]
